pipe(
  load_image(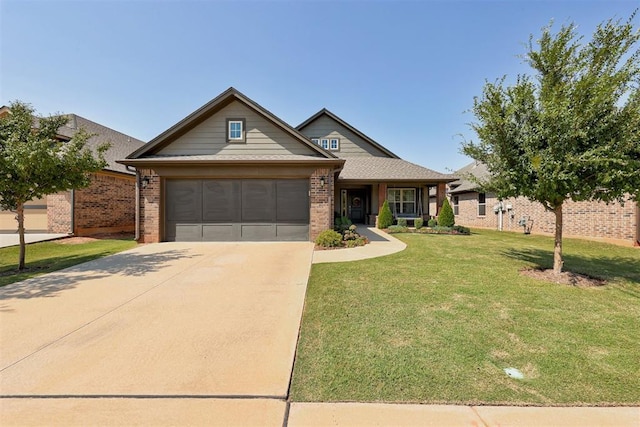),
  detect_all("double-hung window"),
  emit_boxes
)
[478,192,486,216]
[387,188,416,215]
[329,138,339,150]
[453,195,459,215]
[227,119,246,142]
